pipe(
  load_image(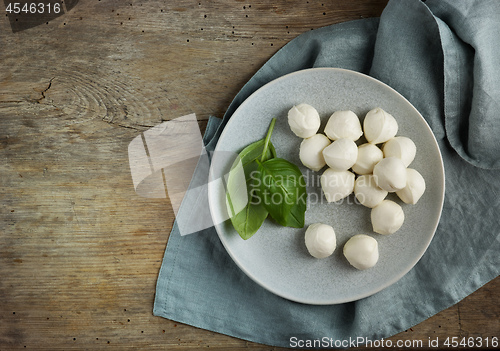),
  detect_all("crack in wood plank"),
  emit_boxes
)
[34,77,56,104]
[457,302,464,337]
